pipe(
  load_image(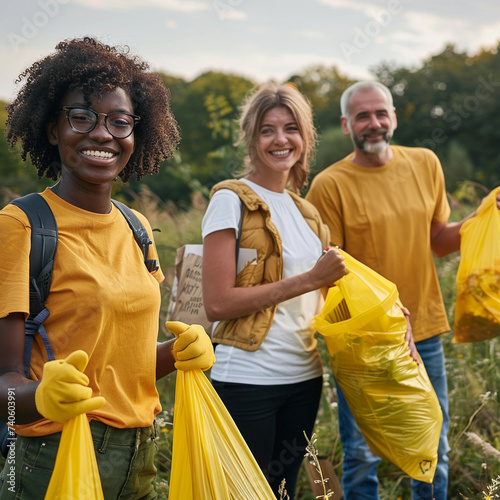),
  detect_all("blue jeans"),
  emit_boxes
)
[336,335,450,500]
